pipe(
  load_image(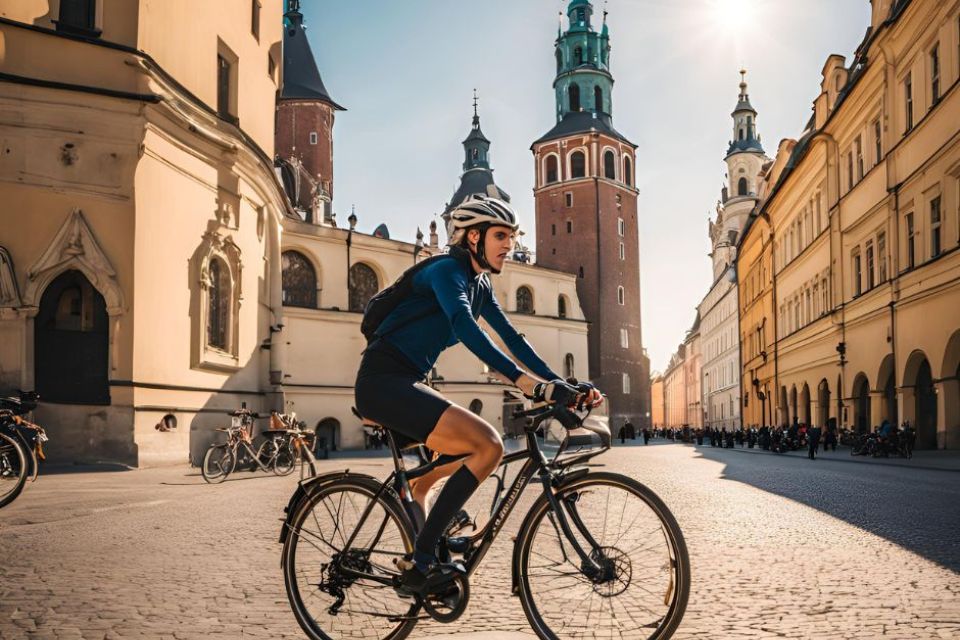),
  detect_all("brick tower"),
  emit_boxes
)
[532,0,650,427]
[275,0,345,223]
